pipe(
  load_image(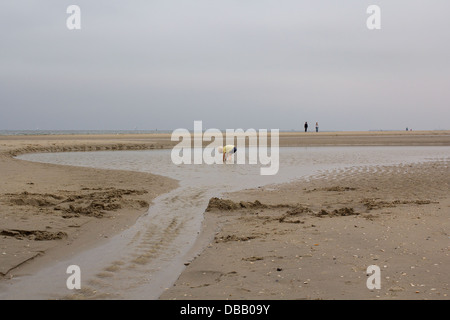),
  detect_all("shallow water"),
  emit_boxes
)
[2,146,449,299]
